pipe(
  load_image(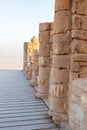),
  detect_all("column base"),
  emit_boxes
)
[52,113,68,127]
[48,109,53,117]
[36,92,48,98]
